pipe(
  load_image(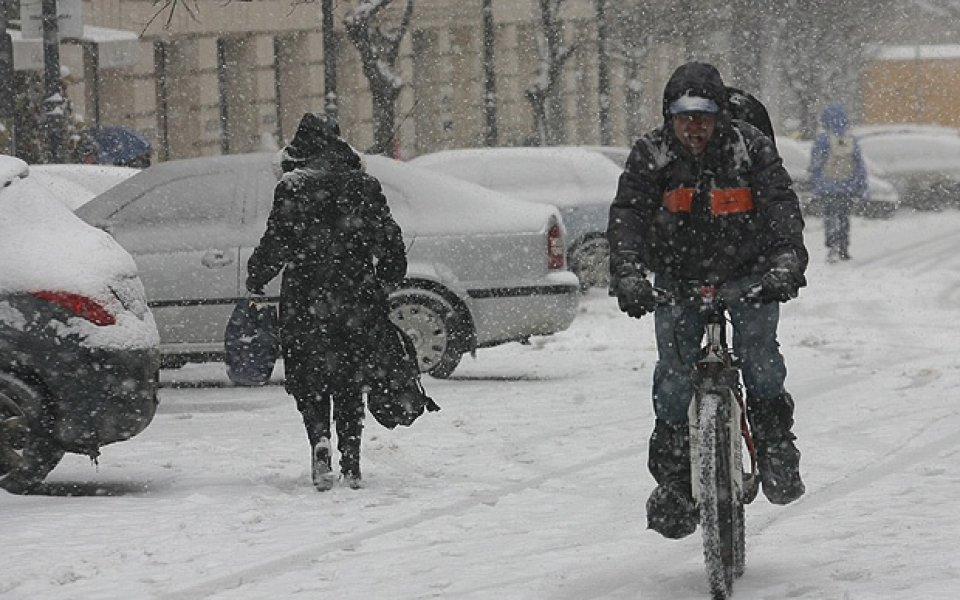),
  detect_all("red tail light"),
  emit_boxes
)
[547,218,566,270]
[31,291,116,326]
